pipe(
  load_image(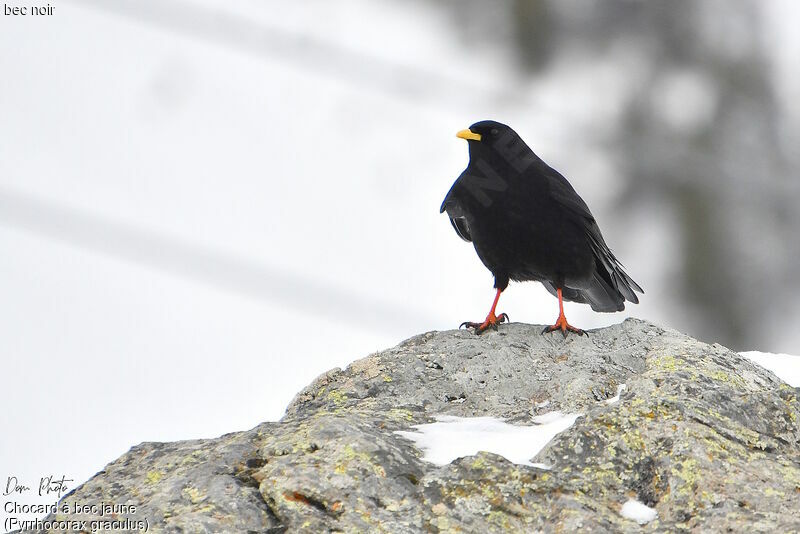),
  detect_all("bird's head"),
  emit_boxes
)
[456,120,536,172]
[456,120,513,145]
